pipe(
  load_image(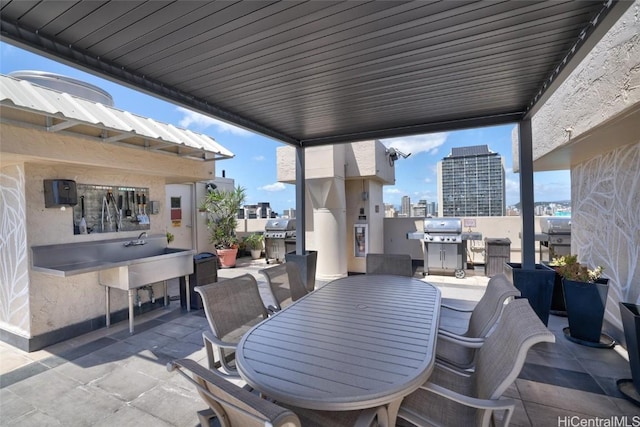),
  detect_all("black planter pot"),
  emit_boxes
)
[285,250,318,293]
[503,262,555,326]
[618,302,640,406]
[563,277,613,347]
[541,262,566,316]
